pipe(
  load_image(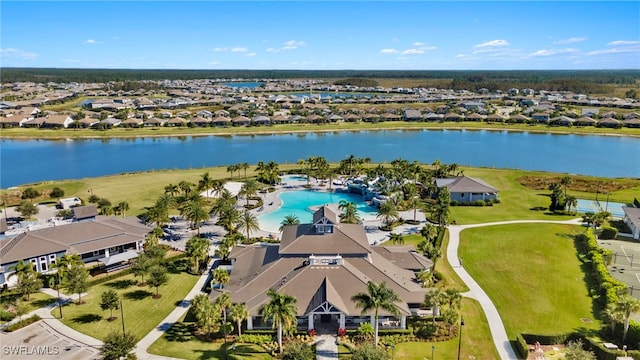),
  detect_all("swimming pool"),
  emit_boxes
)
[258,190,378,232]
